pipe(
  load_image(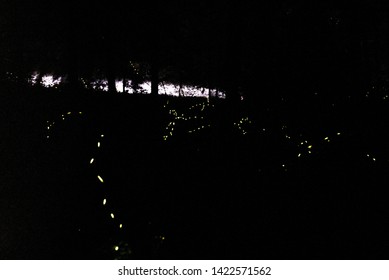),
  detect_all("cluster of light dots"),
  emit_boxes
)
[162,100,215,140]
[45,110,172,256]
[5,71,19,81]
[279,127,344,171]
[233,117,252,135]
[45,112,131,256]
[161,100,346,173]
[88,133,134,256]
[89,127,167,254]
[92,132,168,255]
[365,84,389,100]
[42,82,389,256]
[45,111,83,139]
[129,61,140,76]
[294,133,340,158]
[216,111,347,172]
[80,78,88,88]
